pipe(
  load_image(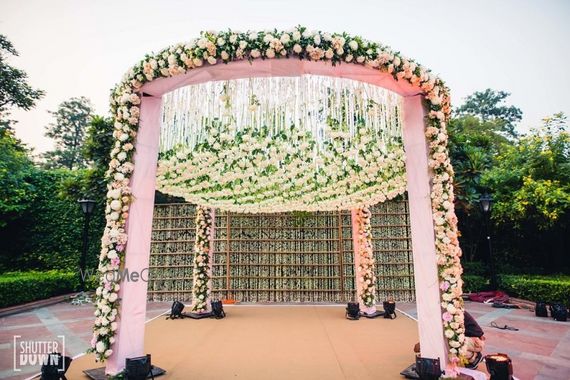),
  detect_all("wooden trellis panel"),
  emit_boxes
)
[148,198,414,303]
